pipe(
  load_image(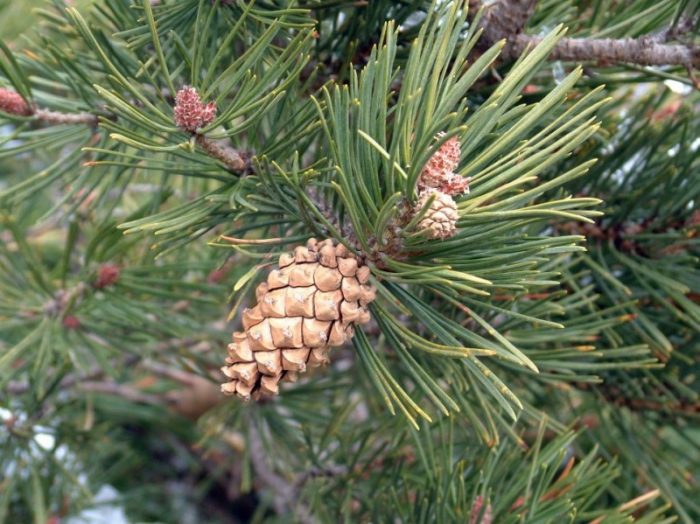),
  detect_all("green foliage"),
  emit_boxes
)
[0,0,698,522]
